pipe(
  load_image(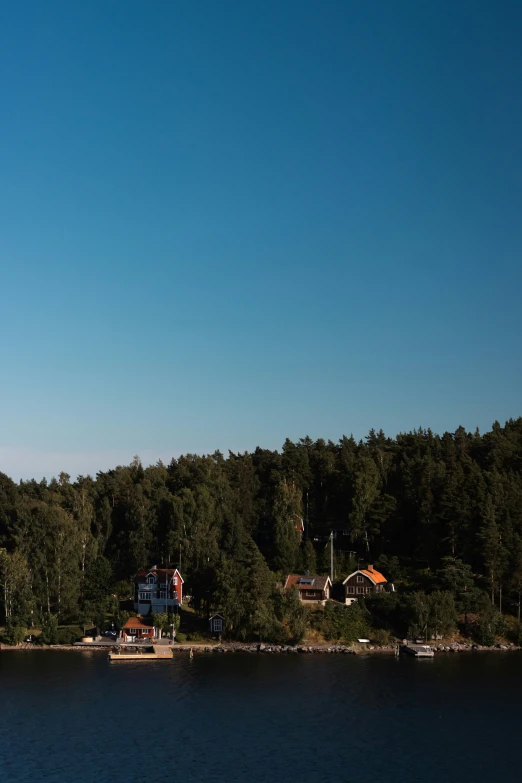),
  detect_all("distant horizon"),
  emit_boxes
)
[2,414,519,483]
